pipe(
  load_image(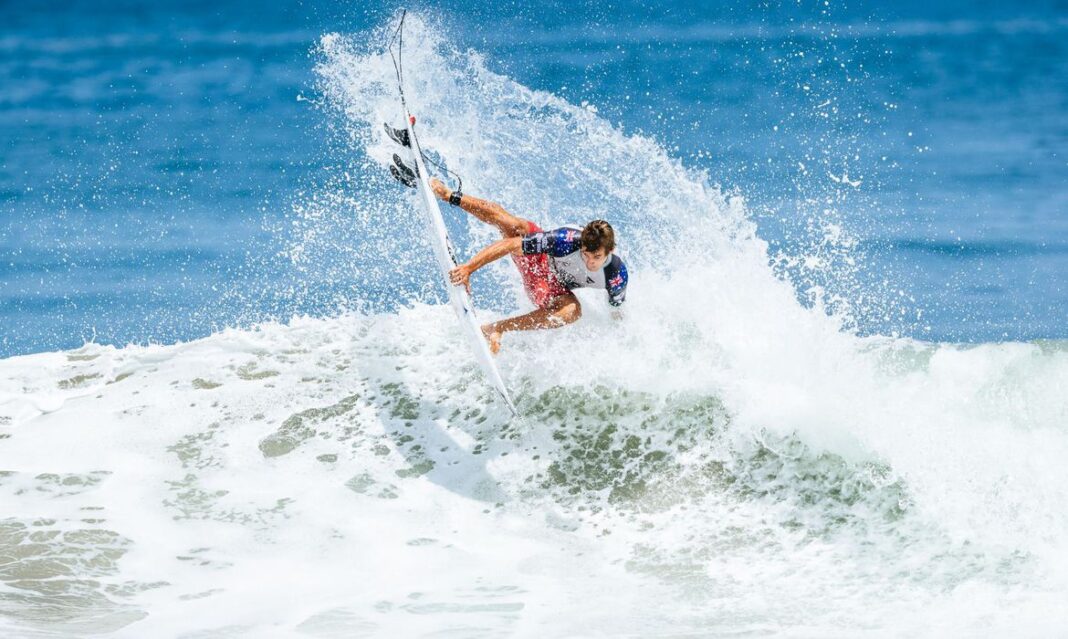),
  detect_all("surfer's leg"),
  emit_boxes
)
[481,293,581,354]
[431,179,529,246]
[451,191,529,238]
